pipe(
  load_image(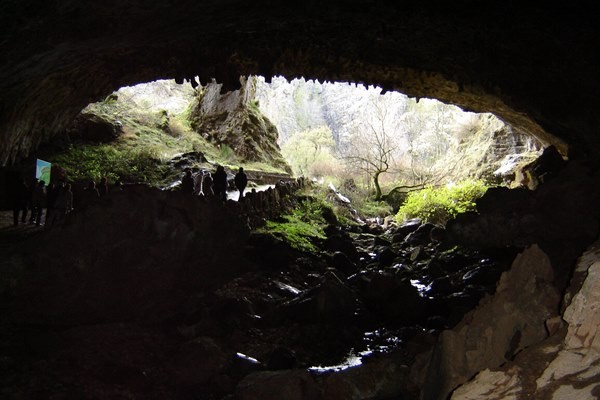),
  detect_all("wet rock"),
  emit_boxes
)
[209,296,255,328]
[461,265,503,287]
[409,246,426,262]
[404,223,436,245]
[322,353,415,400]
[374,235,391,247]
[391,232,406,243]
[362,273,426,324]
[325,233,359,261]
[235,370,321,400]
[330,251,357,275]
[429,226,446,242]
[230,352,263,378]
[428,275,452,296]
[393,218,422,238]
[377,247,397,267]
[282,272,359,324]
